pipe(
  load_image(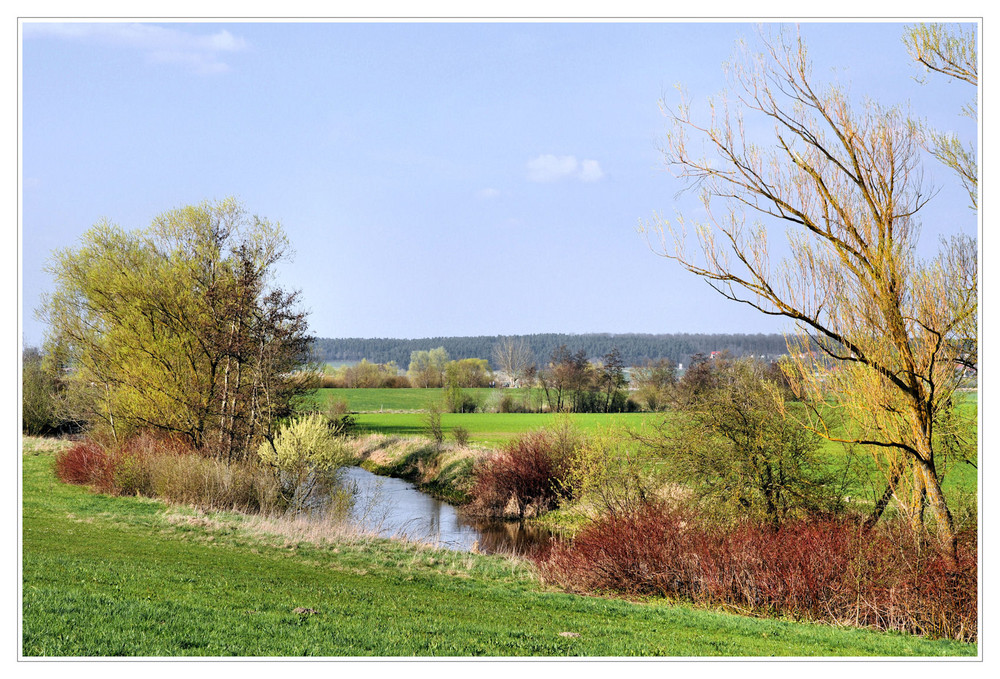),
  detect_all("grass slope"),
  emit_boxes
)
[21,438,975,657]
